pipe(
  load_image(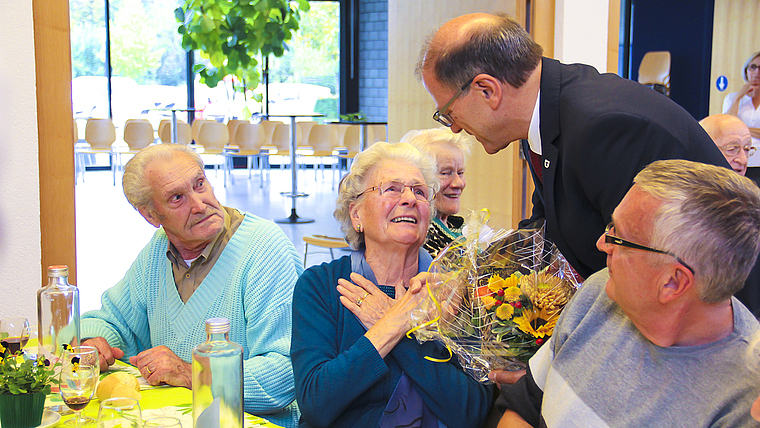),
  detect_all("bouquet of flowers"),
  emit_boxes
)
[409,211,581,382]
